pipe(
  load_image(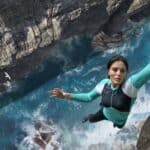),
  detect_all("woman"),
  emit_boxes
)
[50,55,150,128]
